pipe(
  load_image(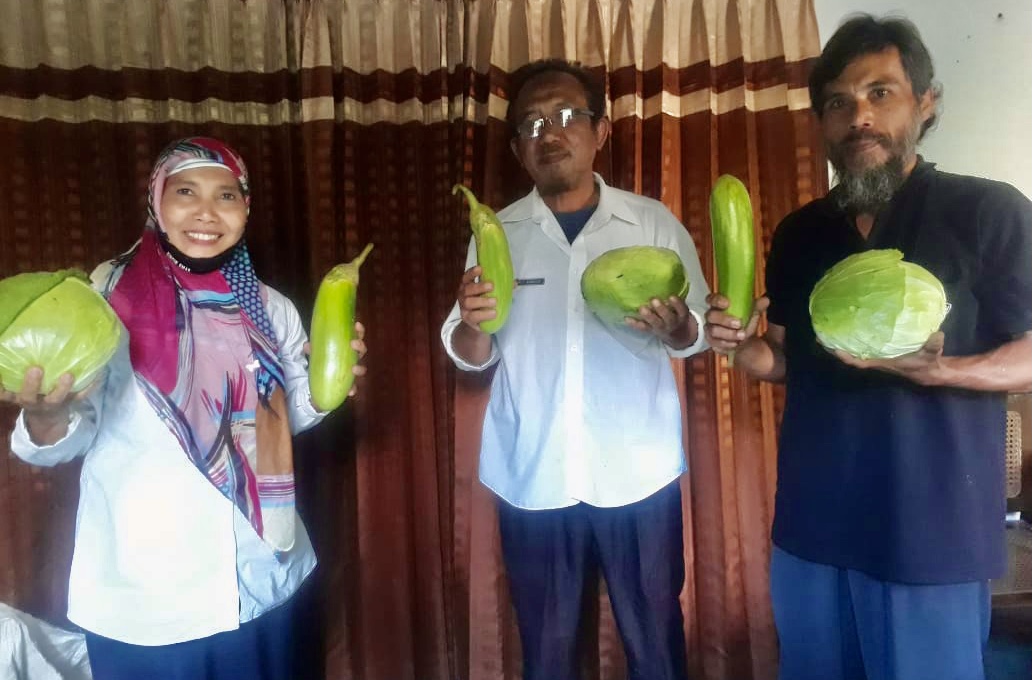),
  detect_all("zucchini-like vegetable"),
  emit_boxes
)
[309,243,373,411]
[453,184,513,334]
[710,174,756,323]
